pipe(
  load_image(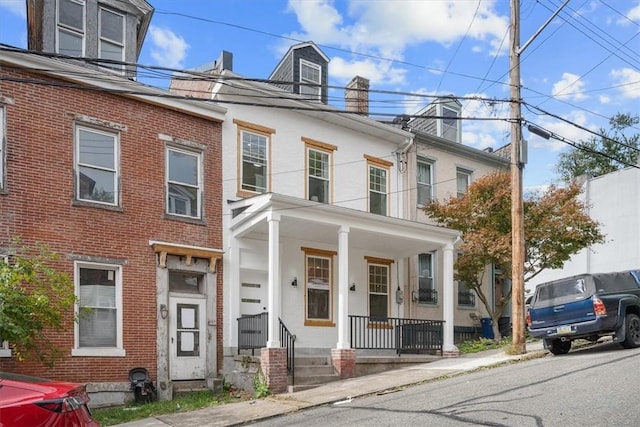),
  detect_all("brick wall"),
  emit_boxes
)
[0,66,223,383]
[260,348,287,394]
